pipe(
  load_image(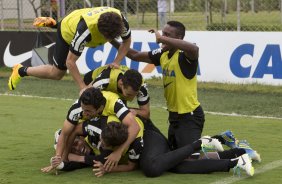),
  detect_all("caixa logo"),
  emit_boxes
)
[85,42,201,75]
[230,44,282,79]
[85,42,162,73]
